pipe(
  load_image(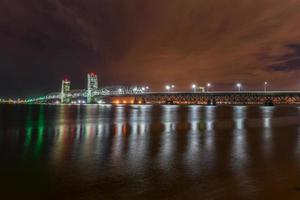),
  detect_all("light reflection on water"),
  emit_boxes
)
[159,105,178,172]
[127,105,151,174]
[1,105,300,199]
[261,106,274,157]
[232,106,247,168]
